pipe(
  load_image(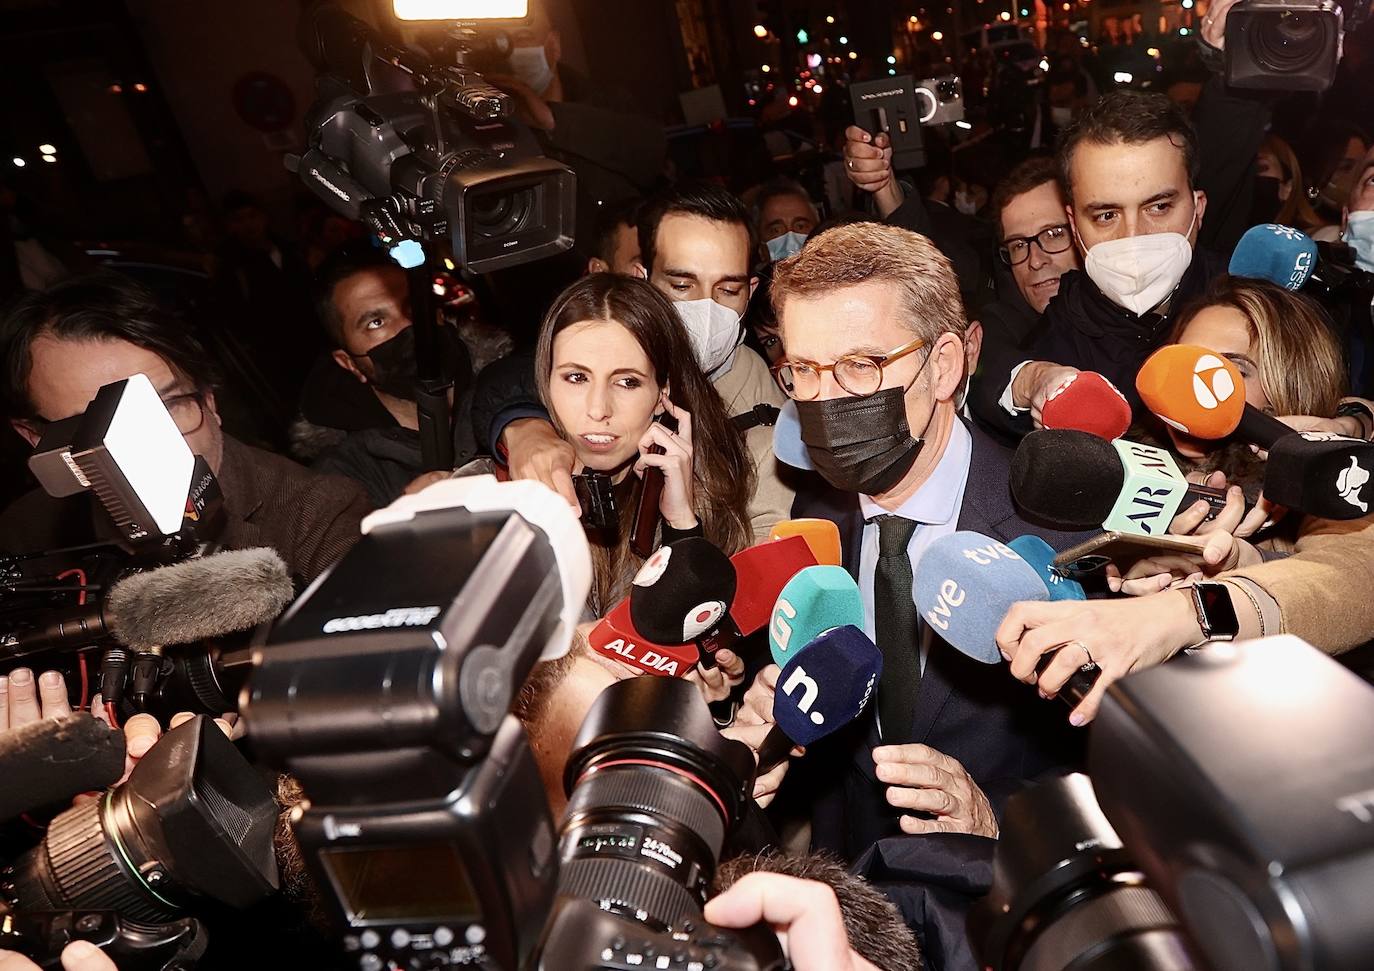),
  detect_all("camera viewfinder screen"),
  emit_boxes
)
[323,842,481,924]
